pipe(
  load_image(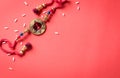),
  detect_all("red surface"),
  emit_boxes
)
[0,0,120,78]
